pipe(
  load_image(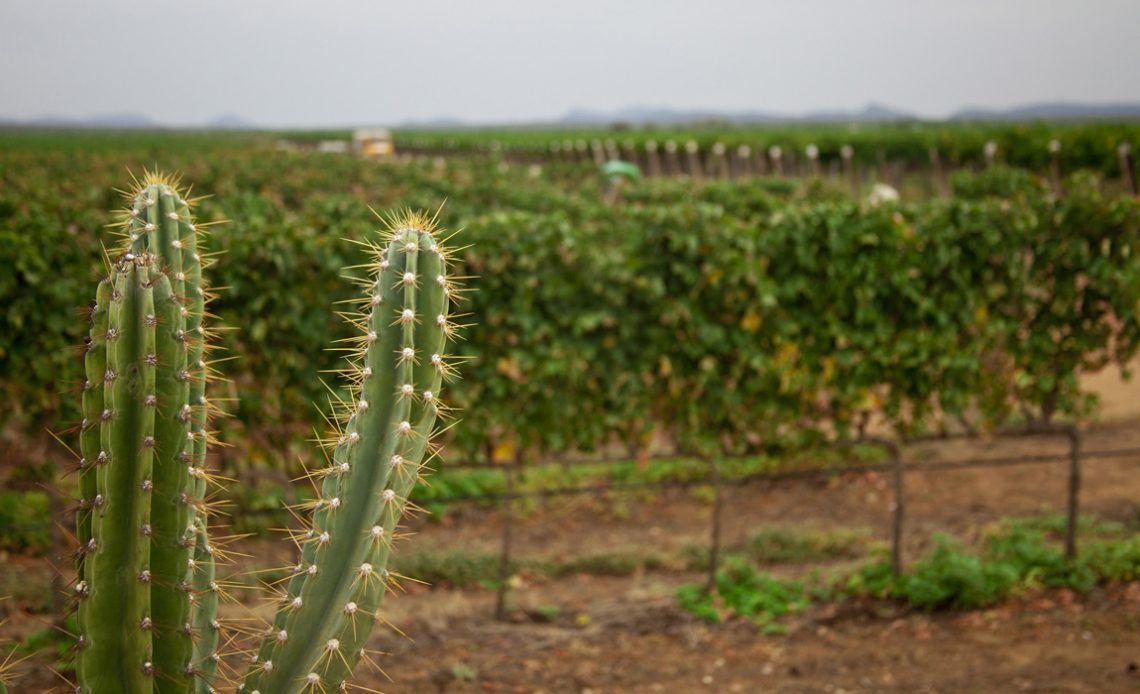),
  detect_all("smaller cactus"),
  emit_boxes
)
[242,211,462,694]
